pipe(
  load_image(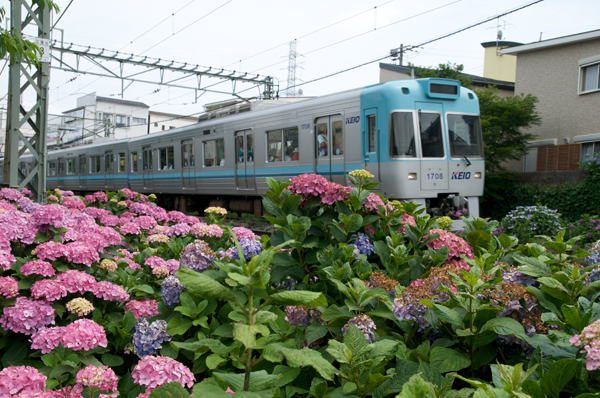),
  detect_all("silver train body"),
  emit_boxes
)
[4,78,485,218]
